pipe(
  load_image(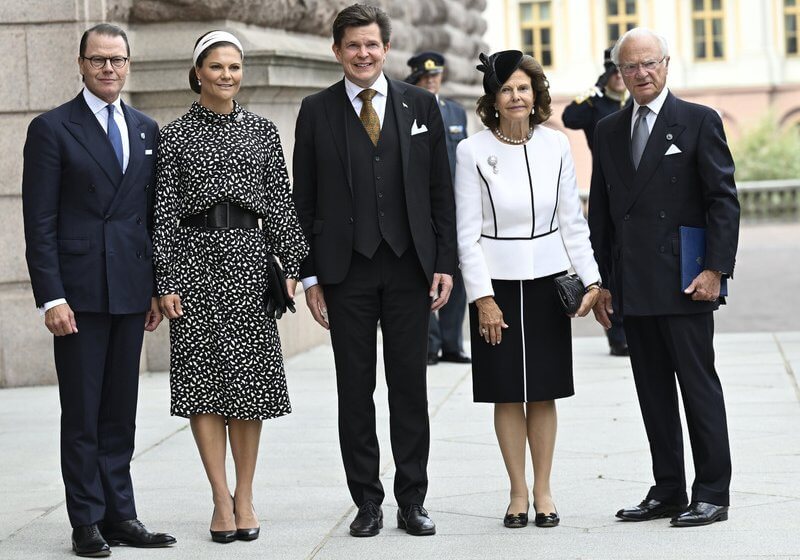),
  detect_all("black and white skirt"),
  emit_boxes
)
[469,273,573,403]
